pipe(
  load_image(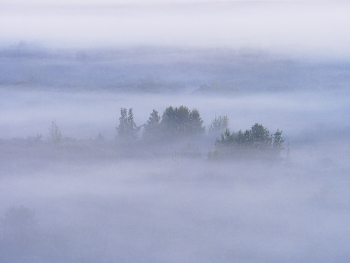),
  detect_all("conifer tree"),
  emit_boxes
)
[116,108,139,143]
[142,109,161,142]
